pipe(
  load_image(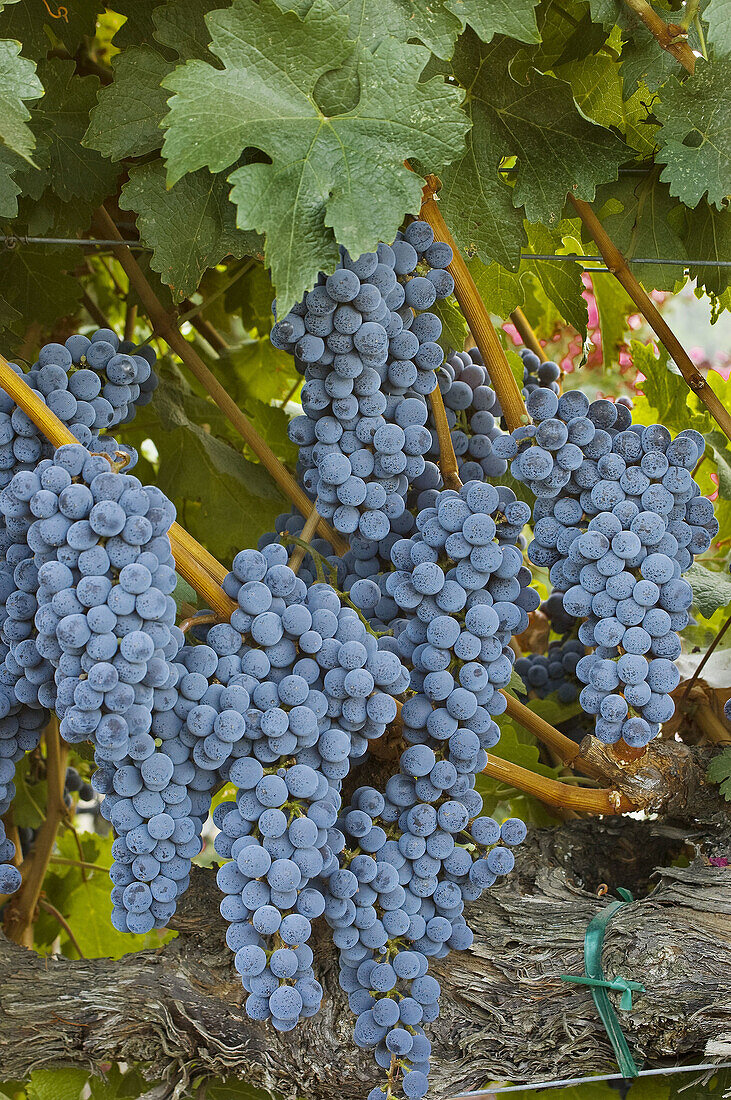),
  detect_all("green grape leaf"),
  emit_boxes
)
[707,748,731,800]
[588,0,626,29]
[591,272,635,366]
[439,31,628,229]
[438,140,525,270]
[215,337,300,405]
[469,255,528,319]
[621,24,695,94]
[554,53,624,130]
[0,242,83,334]
[63,875,171,959]
[158,423,286,562]
[161,0,469,314]
[632,338,712,434]
[120,159,260,300]
[243,397,299,467]
[707,430,731,501]
[0,0,102,59]
[433,294,469,356]
[526,222,588,337]
[9,757,46,829]
[27,1069,89,1100]
[445,0,540,44]
[276,0,462,59]
[224,262,275,333]
[86,1064,150,1100]
[596,174,688,293]
[0,147,22,217]
[205,1080,276,1100]
[686,561,731,618]
[173,573,198,613]
[153,0,230,60]
[0,38,43,165]
[32,60,118,203]
[135,373,288,559]
[681,201,731,302]
[110,0,159,51]
[84,46,173,161]
[704,0,731,57]
[0,292,21,336]
[655,61,731,210]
